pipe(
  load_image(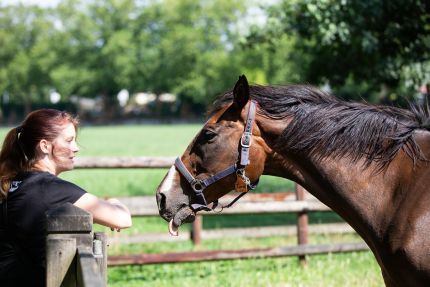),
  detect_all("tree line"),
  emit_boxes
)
[0,0,429,121]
